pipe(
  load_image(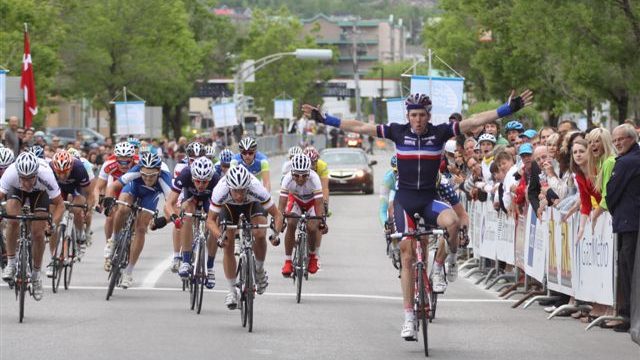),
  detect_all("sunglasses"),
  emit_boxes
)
[117,159,131,166]
[54,168,71,175]
[292,173,309,179]
[193,178,209,185]
[19,175,37,181]
[140,171,159,178]
[241,151,255,156]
